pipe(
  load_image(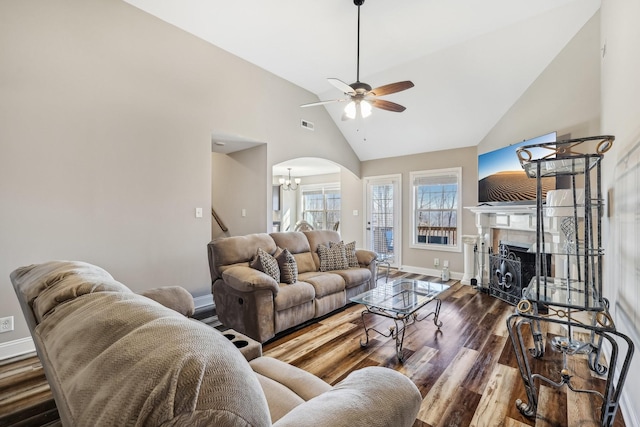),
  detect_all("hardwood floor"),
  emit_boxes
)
[0,273,627,426]
[263,279,626,427]
[0,354,59,427]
